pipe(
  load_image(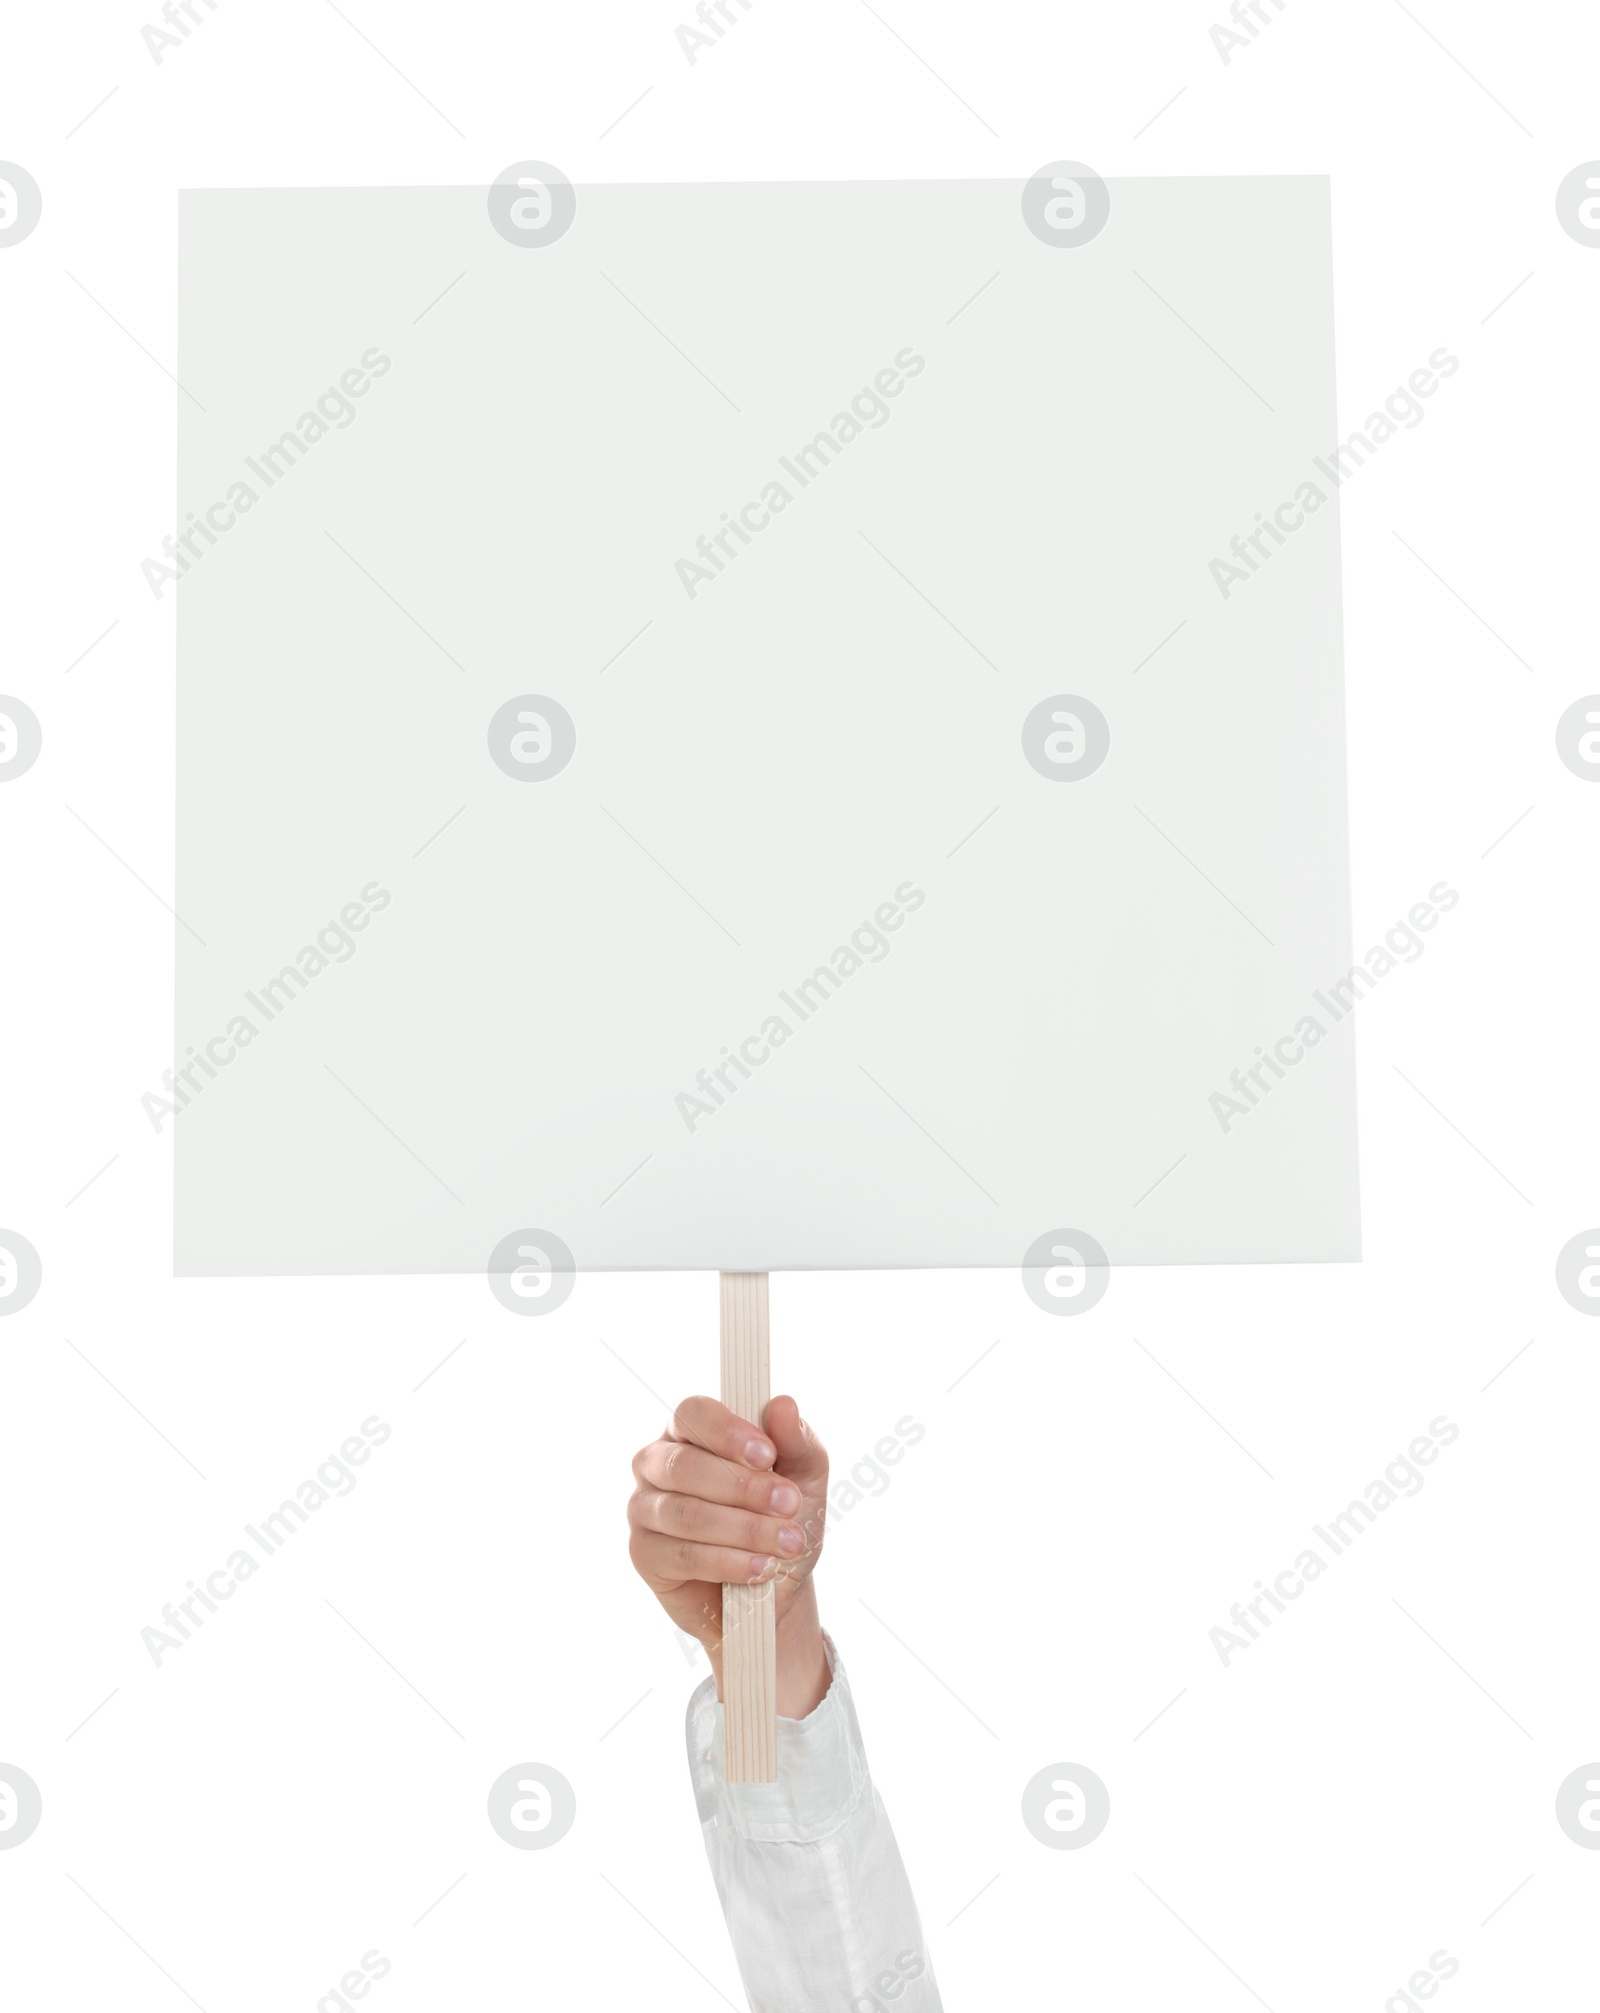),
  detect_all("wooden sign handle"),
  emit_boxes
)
[719,1271,777,1782]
